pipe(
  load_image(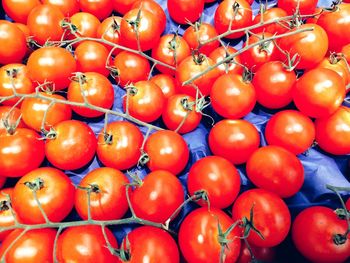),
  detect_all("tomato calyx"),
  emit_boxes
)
[77,183,101,194]
[60,18,79,35]
[127,171,143,187]
[180,97,195,111]
[24,178,44,191]
[70,72,88,85]
[138,151,150,167]
[191,50,206,65]
[125,85,138,96]
[0,200,10,212]
[323,0,341,12]
[217,219,241,263]
[1,112,22,136]
[281,52,301,71]
[118,235,132,262]
[334,208,350,220]
[242,67,253,83]
[240,205,265,241]
[41,127,57,140]
[231,1,241,16]
[126,8,142,32]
